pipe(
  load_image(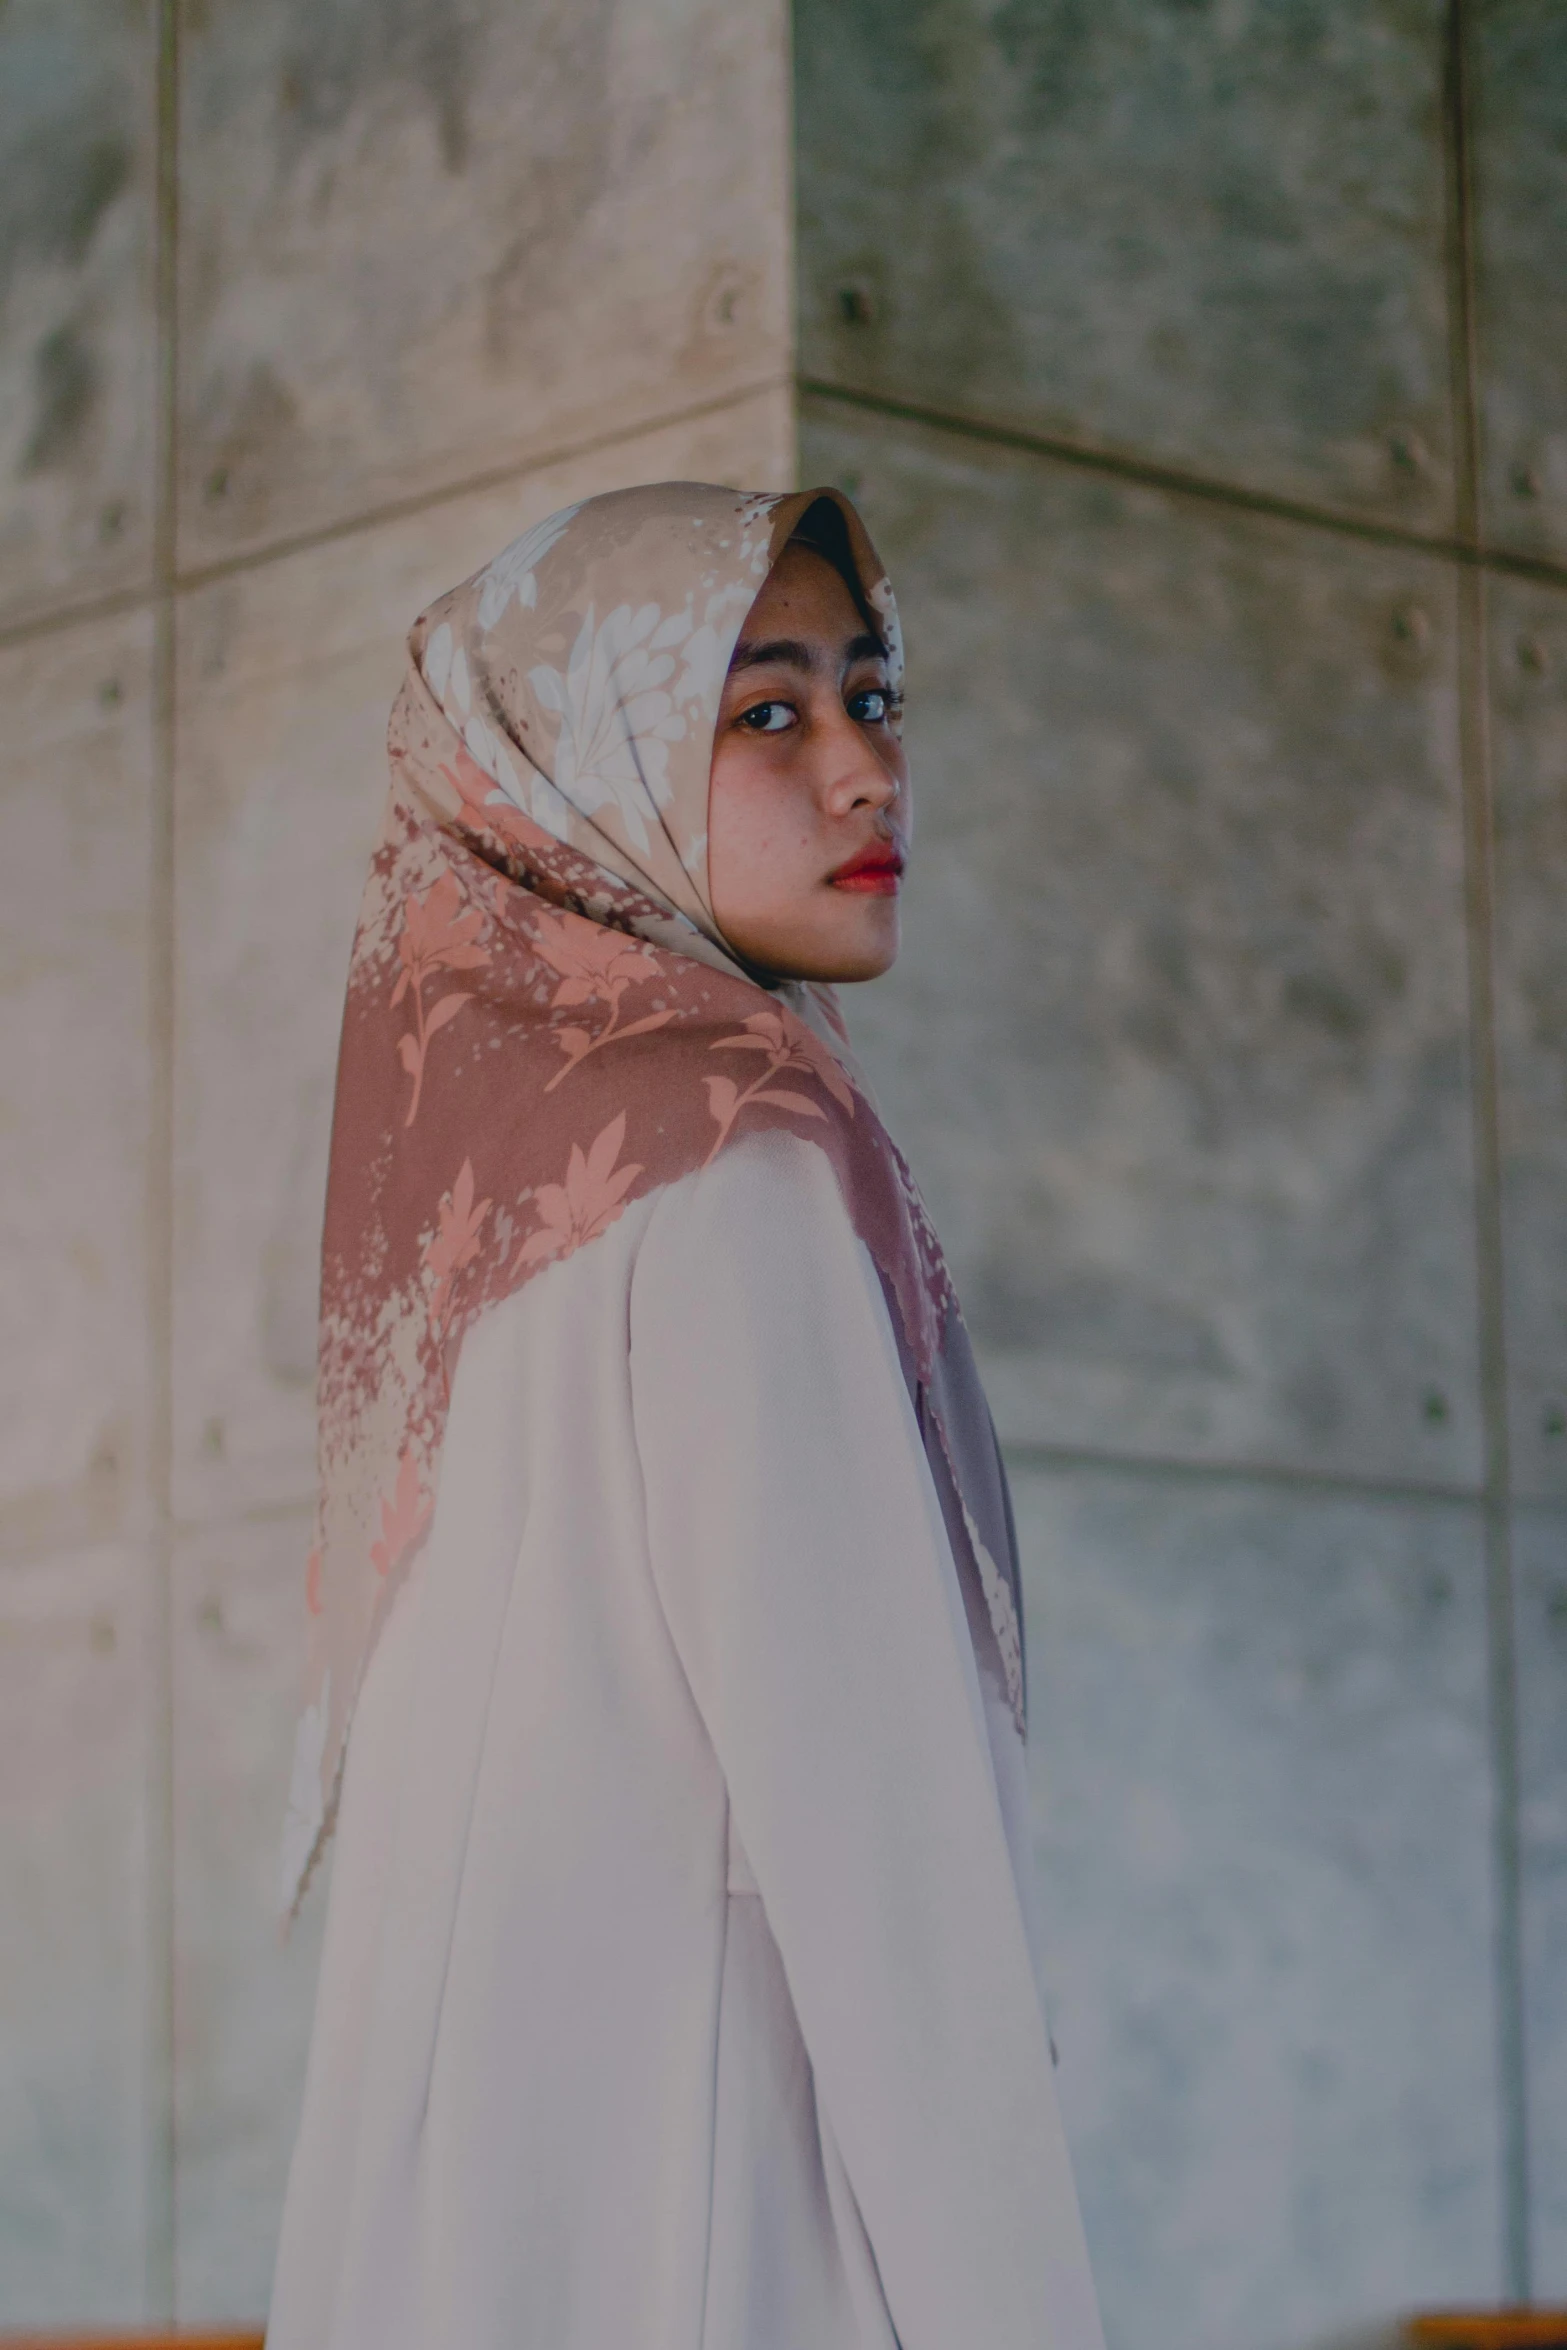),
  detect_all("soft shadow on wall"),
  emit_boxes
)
[794,3,1567,2348]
